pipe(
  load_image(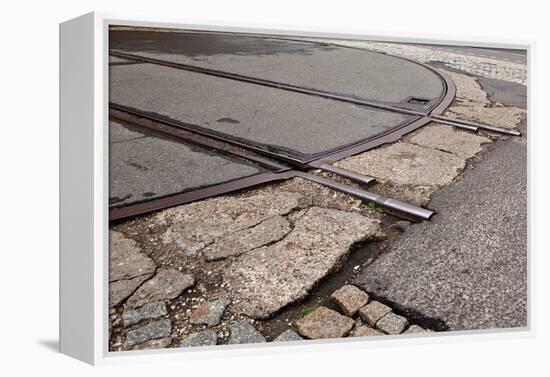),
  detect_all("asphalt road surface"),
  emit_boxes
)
[109,63,413,158]
[355,117,527,331]
[109,120,264,207]
[109,32,455,208]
